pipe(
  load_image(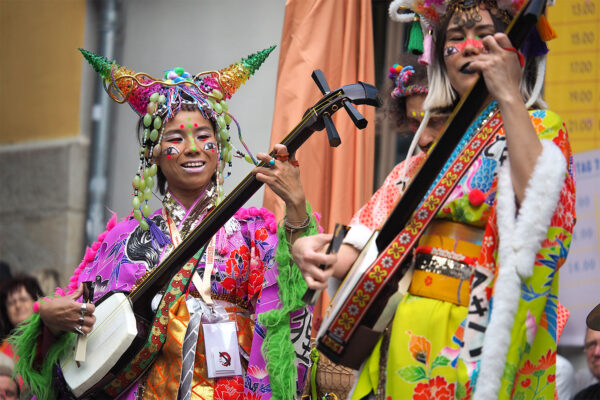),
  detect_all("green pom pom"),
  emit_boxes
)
[408,17,424,55]
[174,67,185,75]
